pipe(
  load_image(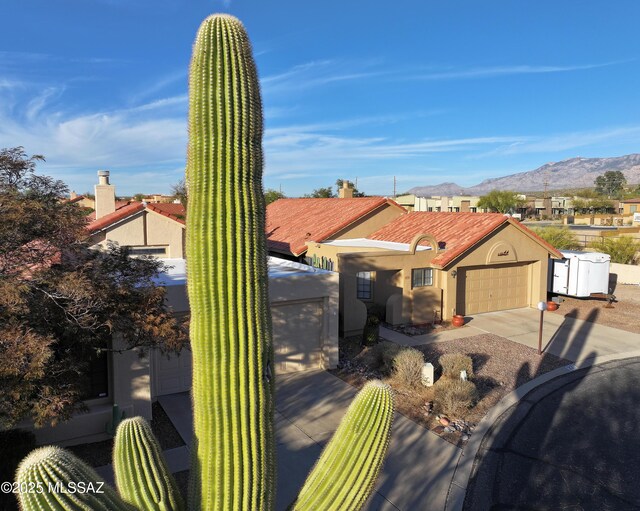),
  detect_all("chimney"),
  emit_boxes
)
[94,170,116,219]
[339,180,354,199]
[70,191,77,200]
